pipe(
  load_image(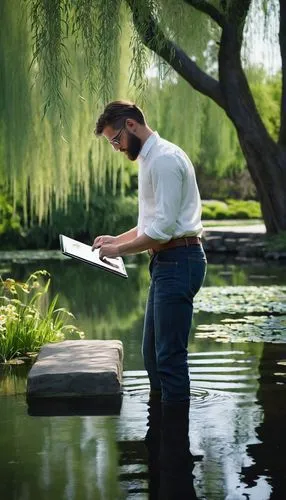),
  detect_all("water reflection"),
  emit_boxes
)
[241,343,286,499]
[119,342,286,499]
[0,256,286,499]
[144,397,198,499]
[1,343,286,498]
